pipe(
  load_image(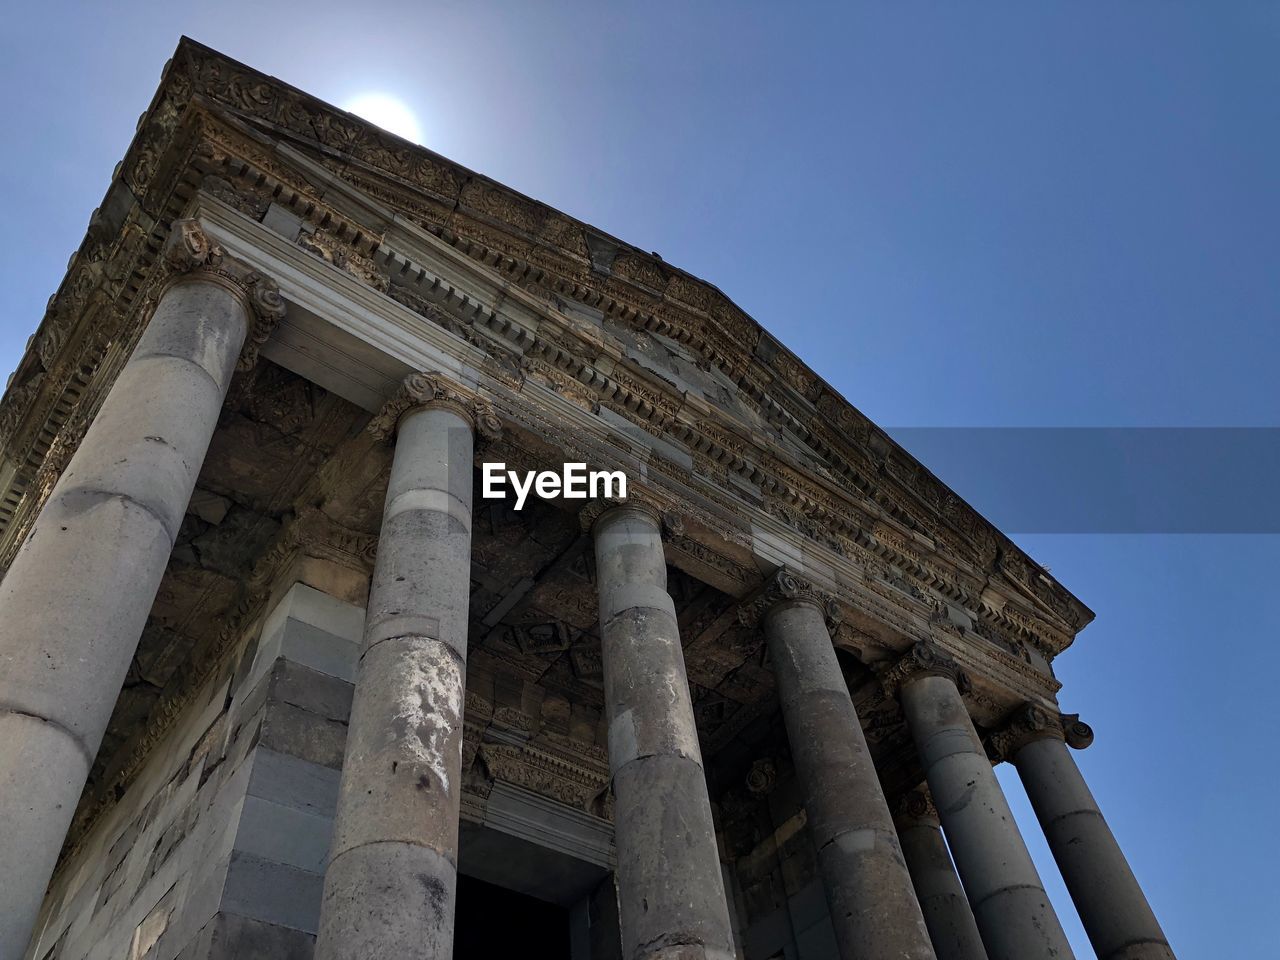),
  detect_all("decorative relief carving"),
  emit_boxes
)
[738,568,841,630]
[367,370,502,443]
[162,218,286,370]
[987,703,1061,760]
[298,229,389,292]
[1061,712,1095,750]
[0,372,45,449]
[987,703,1094,760]
[894,788,938,825]
[745,757,778,795]
[878,640,972,697]
[477,741,610,813]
